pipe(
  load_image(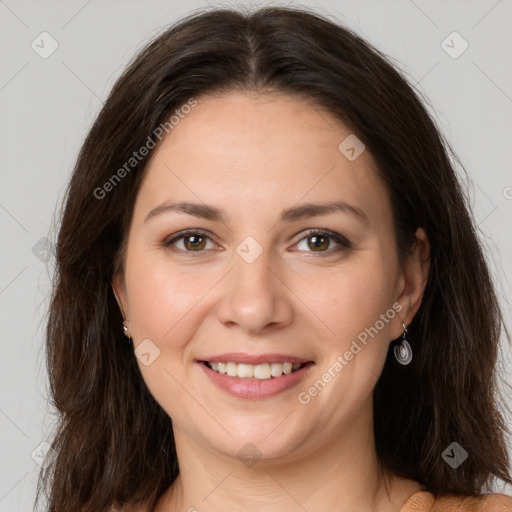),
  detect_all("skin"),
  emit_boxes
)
[113,92,430,512]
